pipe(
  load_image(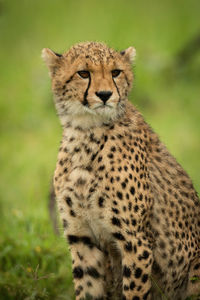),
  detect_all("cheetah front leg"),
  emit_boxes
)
[114,234,153,300]
[67,233,107,300]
